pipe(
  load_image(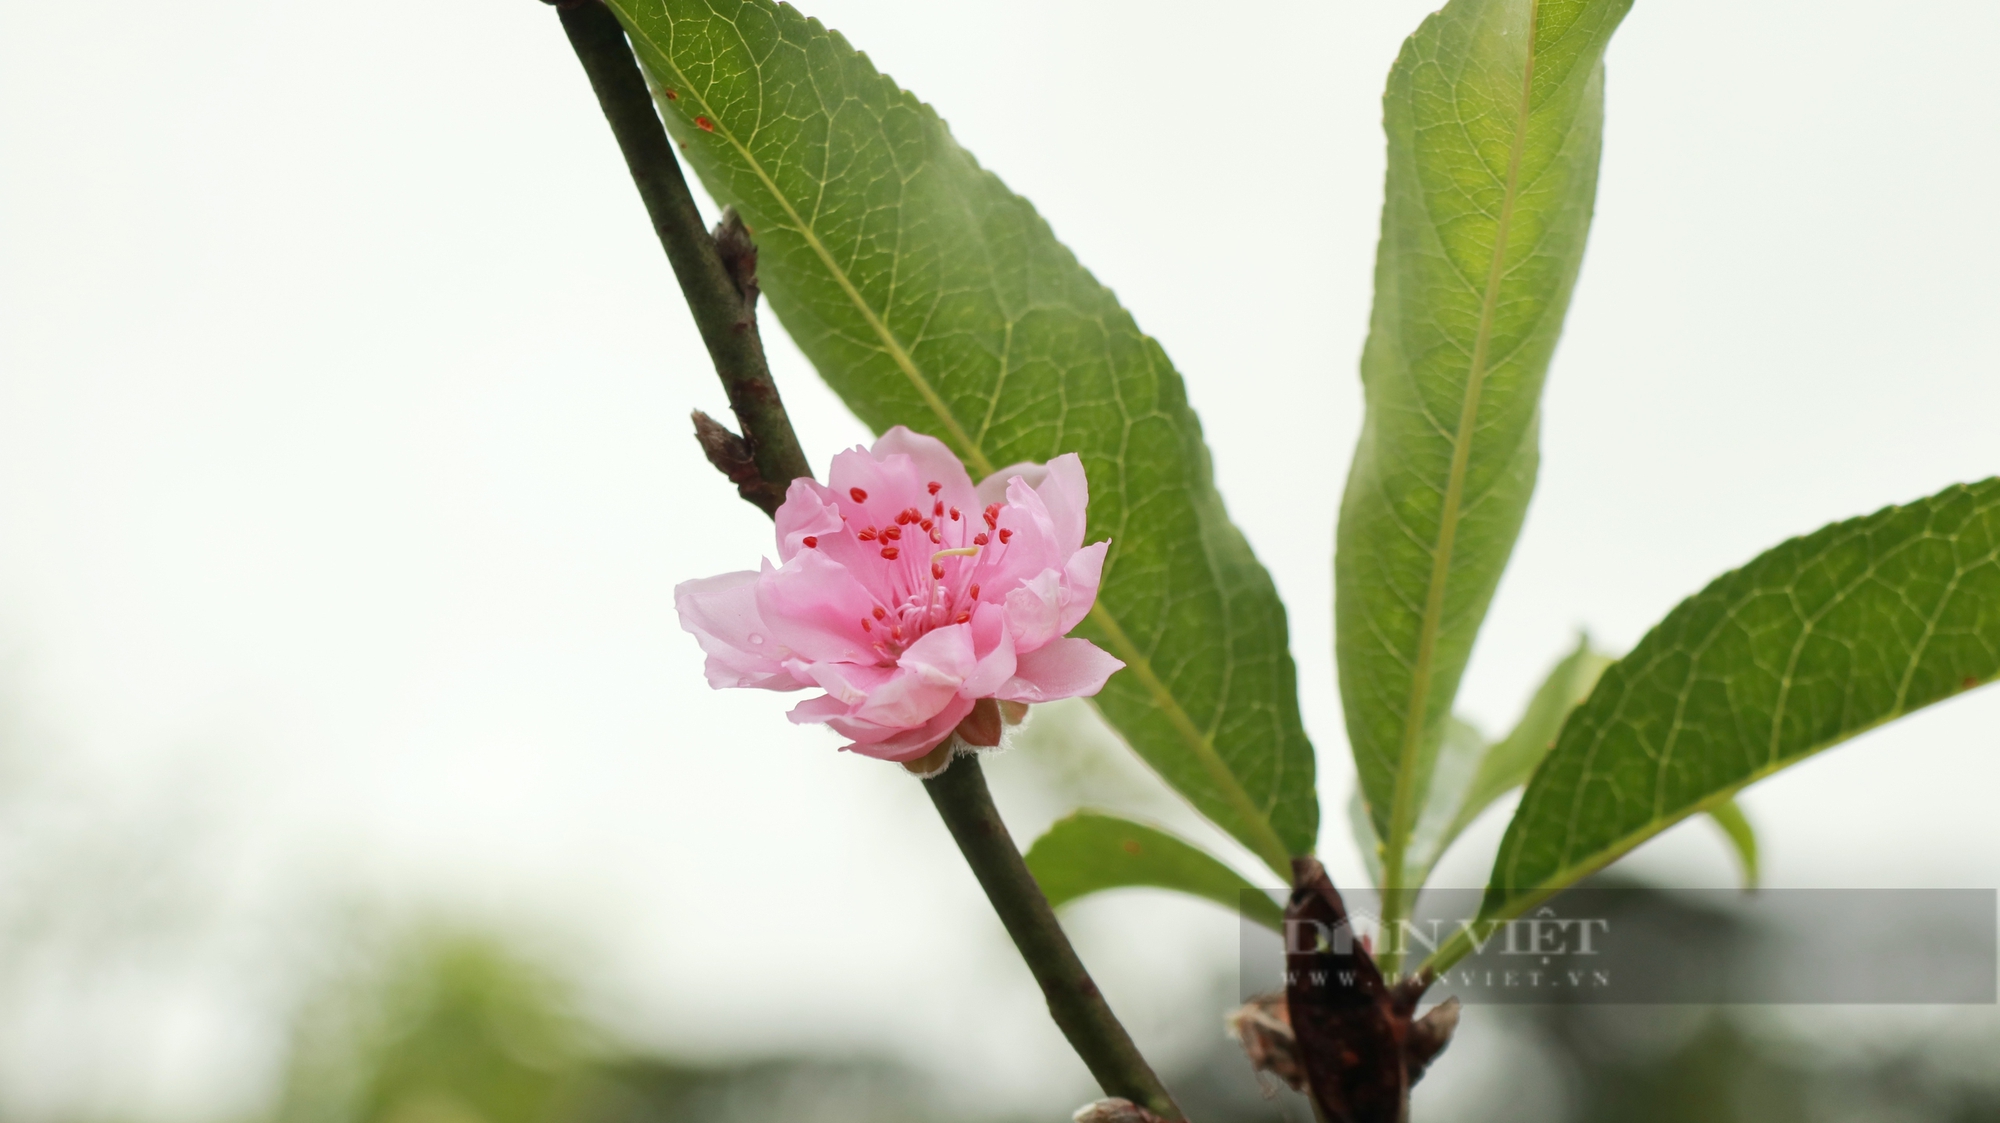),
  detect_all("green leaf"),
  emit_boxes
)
[1337,0,1633,907]
[1444,636,1616,847]
[1349,715,1488,890]
[1347,787,1384,887]
[1483,478,2000,926]
[610,0,1315,874]
[1706,798,1759,891]
[1025,812,1286,934]
[1346,639,1612,893]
